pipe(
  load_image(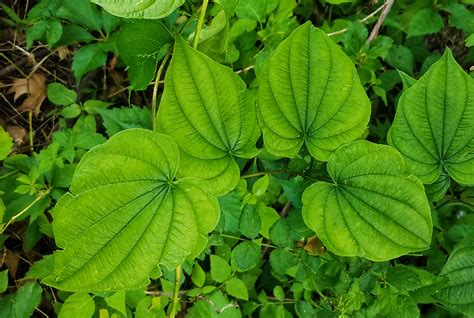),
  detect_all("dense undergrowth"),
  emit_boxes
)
[0,0,473,317]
